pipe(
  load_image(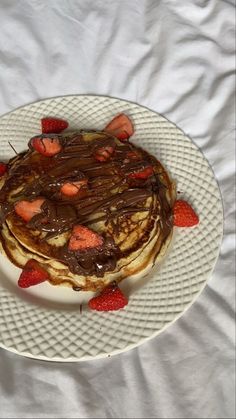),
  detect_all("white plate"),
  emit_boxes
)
[0,95,223,362]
